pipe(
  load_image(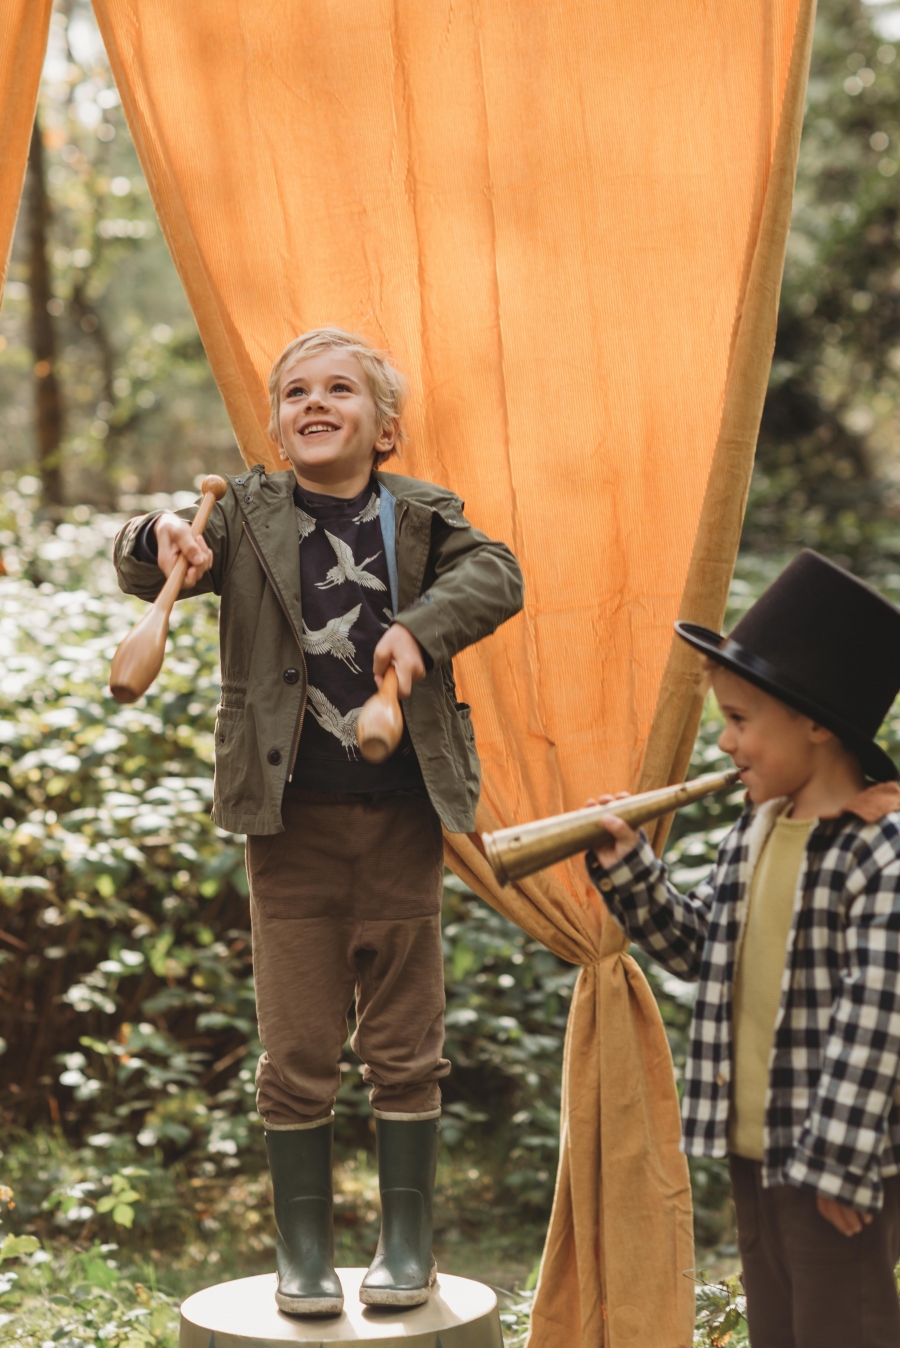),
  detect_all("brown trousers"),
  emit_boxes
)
[247,790,449,1127]
[730,1155,900,1348]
